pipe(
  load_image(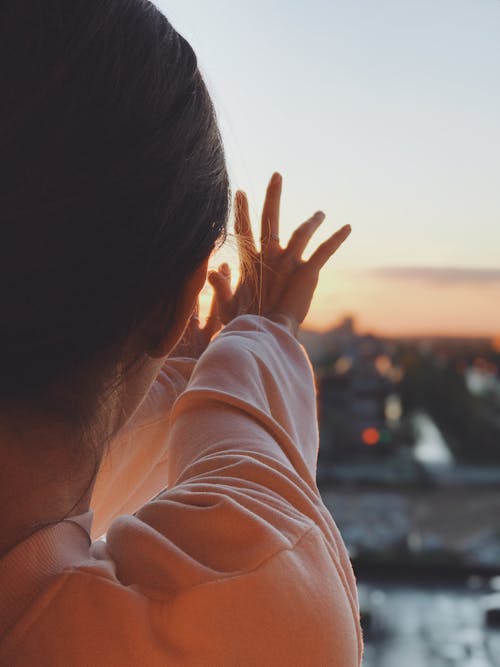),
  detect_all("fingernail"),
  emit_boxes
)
[344,224,352,233]
[272,172,282,185]
[313,211,325,222]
